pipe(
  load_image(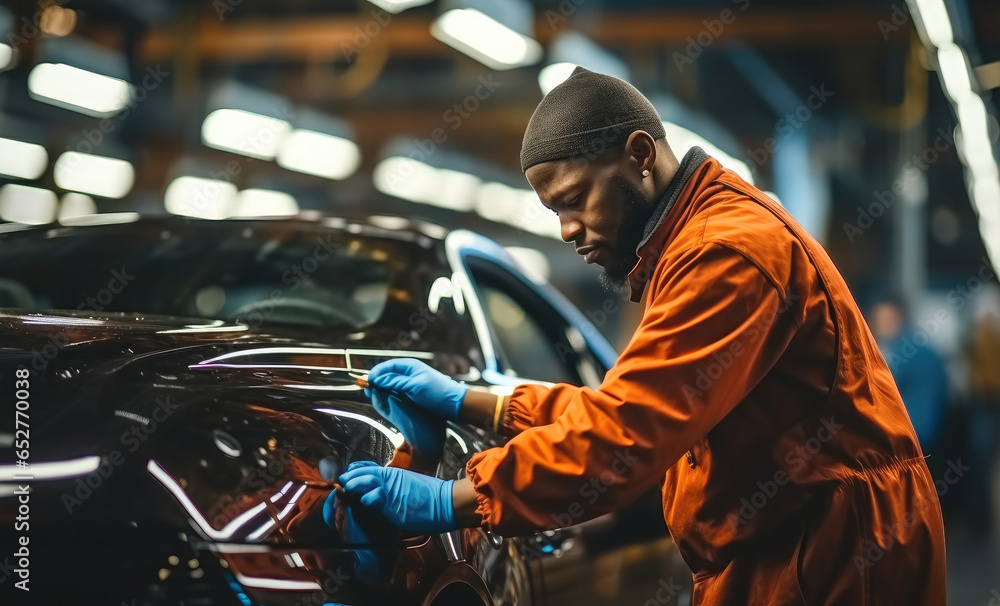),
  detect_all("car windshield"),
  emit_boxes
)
[0,221,401,330]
